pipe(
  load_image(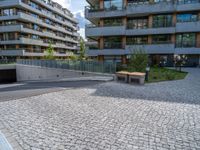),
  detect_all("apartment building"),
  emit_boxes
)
[0,0,79,59]
[85,0,200,67]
